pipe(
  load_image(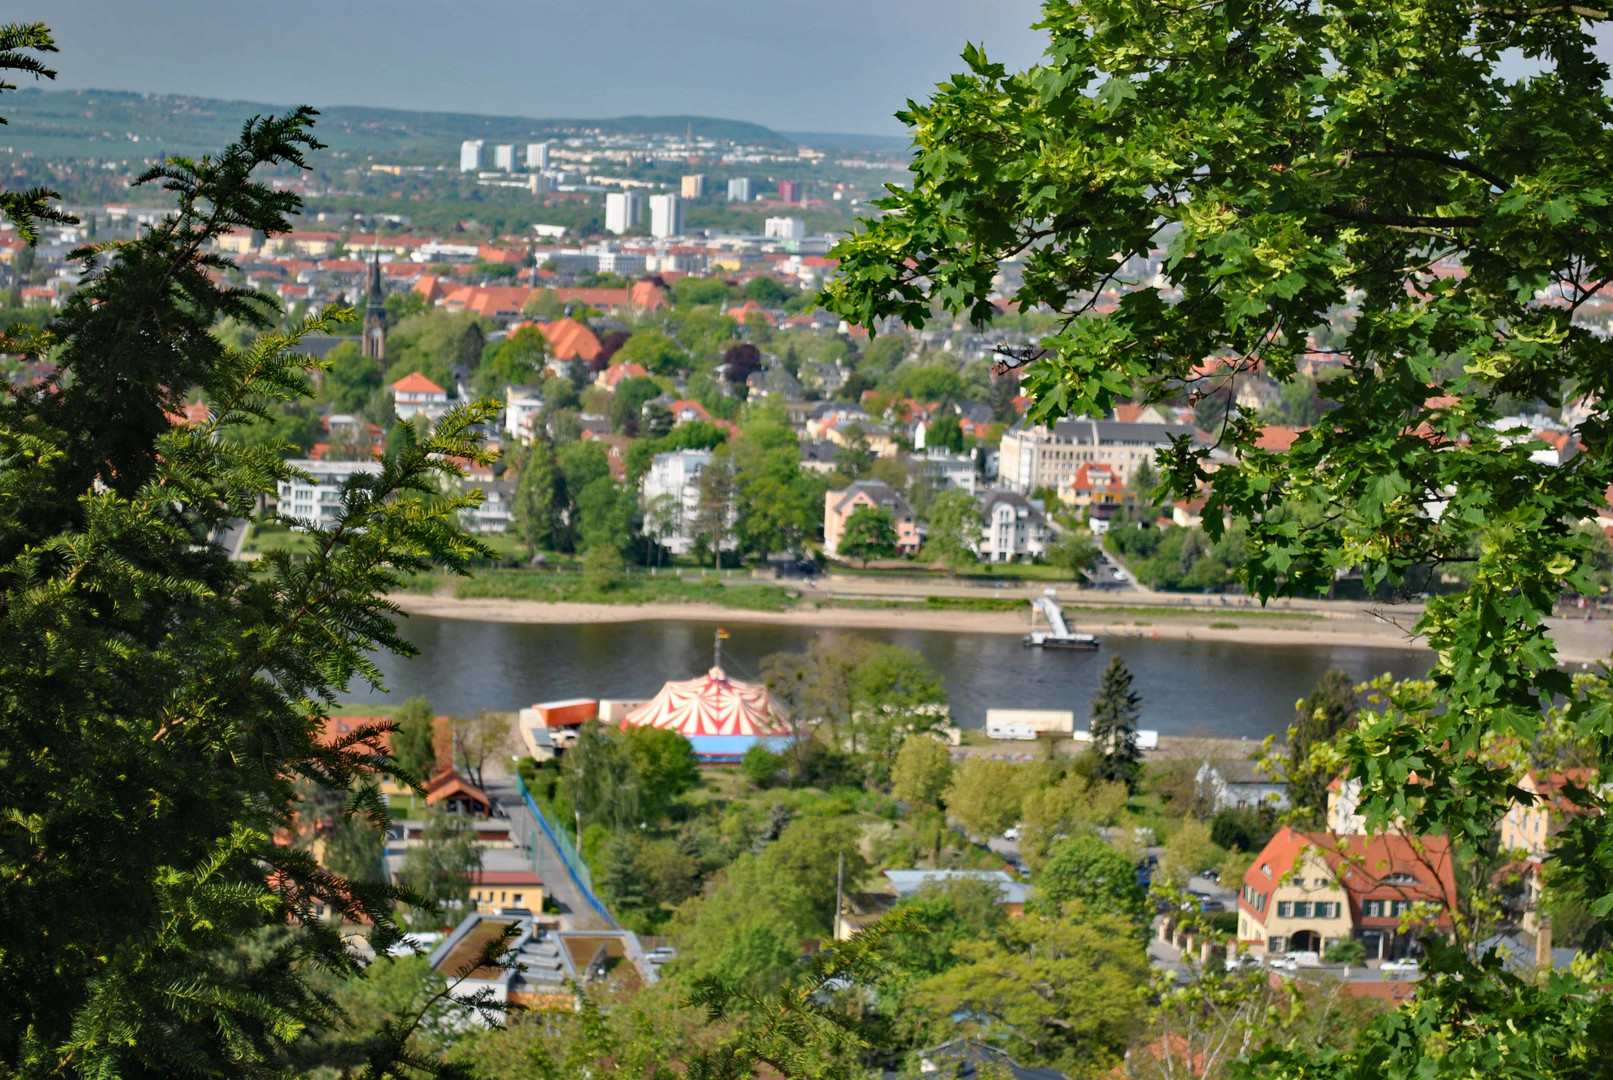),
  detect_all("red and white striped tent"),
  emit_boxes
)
[619,666,790,761]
